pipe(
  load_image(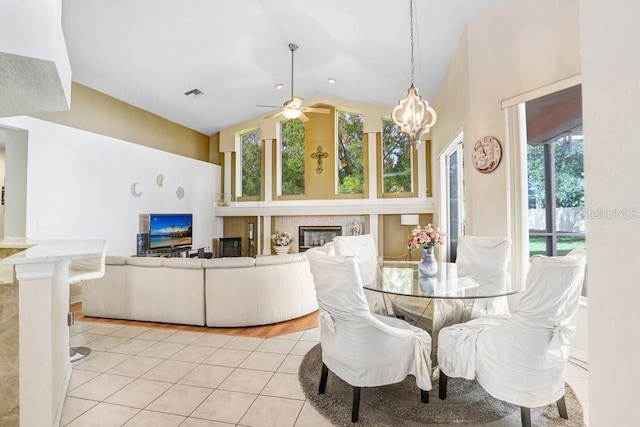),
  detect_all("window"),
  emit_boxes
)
[525,85,585,294]
[527,126,584,256]
[281,119,305,196]
[381,119,412,193]
[336,111,364,194]
[241,128,261,197]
